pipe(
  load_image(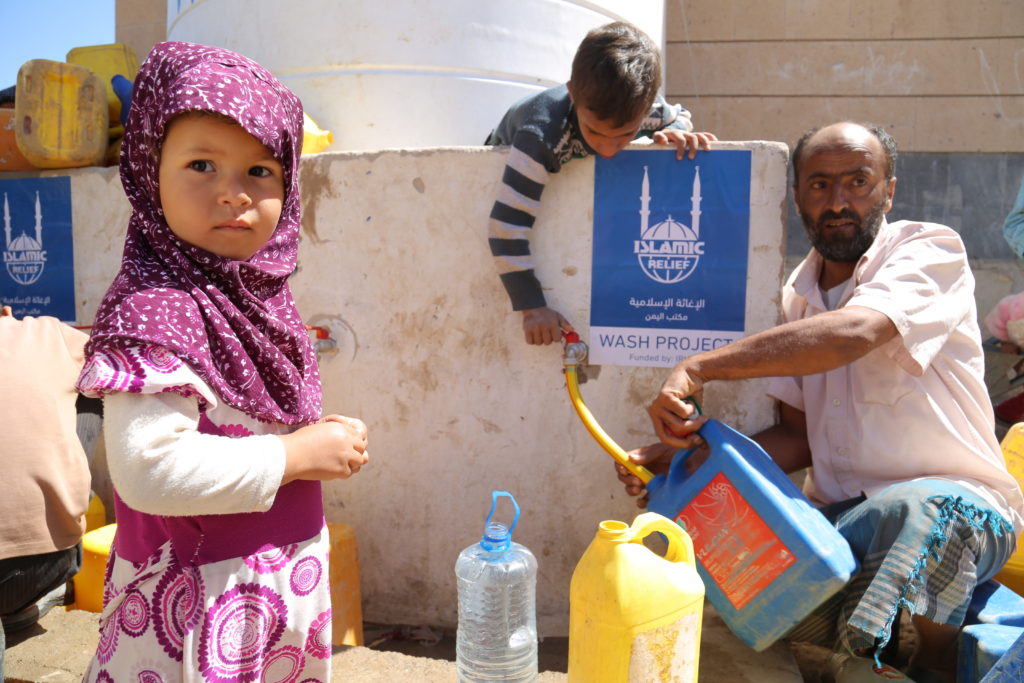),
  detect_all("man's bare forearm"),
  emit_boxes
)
[684,305,897,384]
